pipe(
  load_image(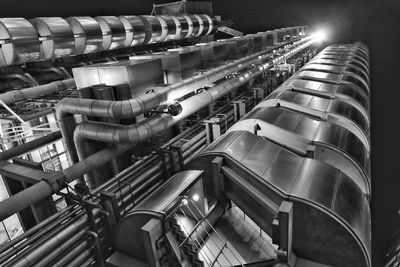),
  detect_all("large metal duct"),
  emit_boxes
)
[71,39,313,147]
[0,14,220,66]
[176,15,192,39]
[119,15,146,47]
[139,15,168,44]
[95,16,126,50]
[29,17,76,60]
[66,16,103,54]
[159,15,181,41]
[0,18,41,66]
[56,36,311,164]
[57,36,311,121]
